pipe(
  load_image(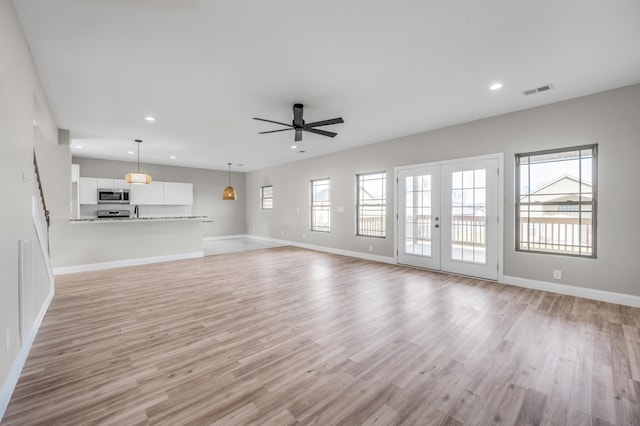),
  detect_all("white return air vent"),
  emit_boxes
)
[19,238,34,346]
[523,84,553,96]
